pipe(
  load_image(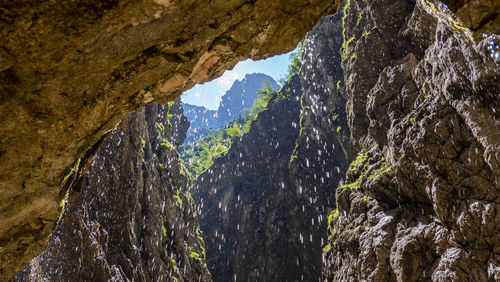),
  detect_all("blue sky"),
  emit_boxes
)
[181,51,293,110]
